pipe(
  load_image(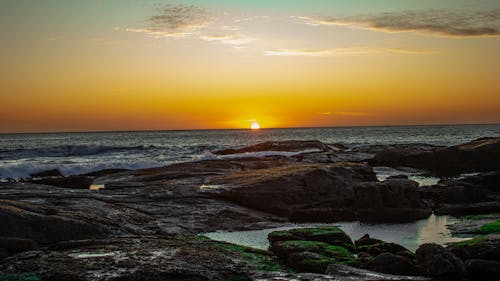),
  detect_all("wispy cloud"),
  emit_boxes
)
[296,9,500,38]
[200,34,256,46]
[317,111,369,116]
[126,4,213,38]
[264,47,437,57]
